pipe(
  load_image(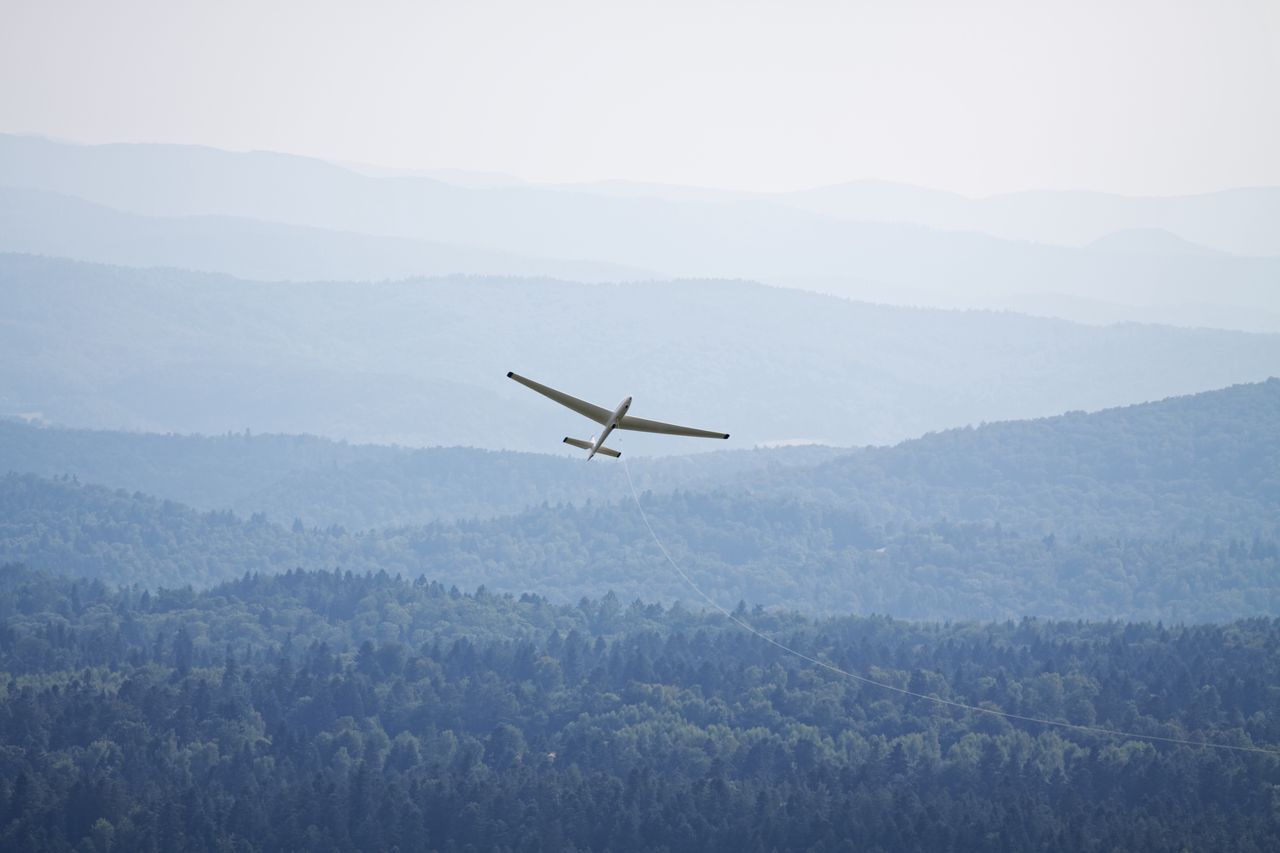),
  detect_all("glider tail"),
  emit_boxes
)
[563,437,621,458]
